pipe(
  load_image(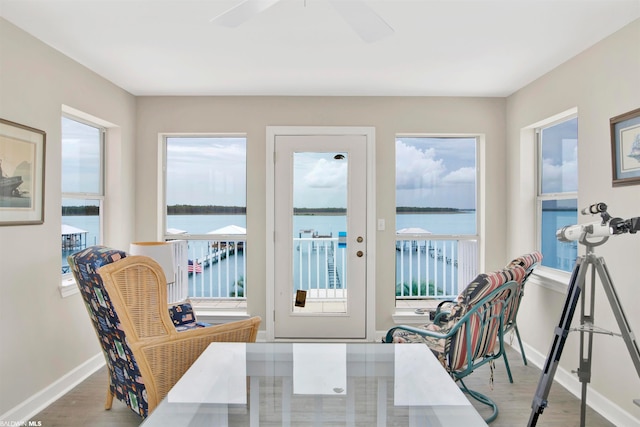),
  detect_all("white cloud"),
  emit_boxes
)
[165,138,247,205]
[443,167,476,183]
[542,143,578,193]
[395,142,446,189]
[395,140,477,209]
[303,158,347,188]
